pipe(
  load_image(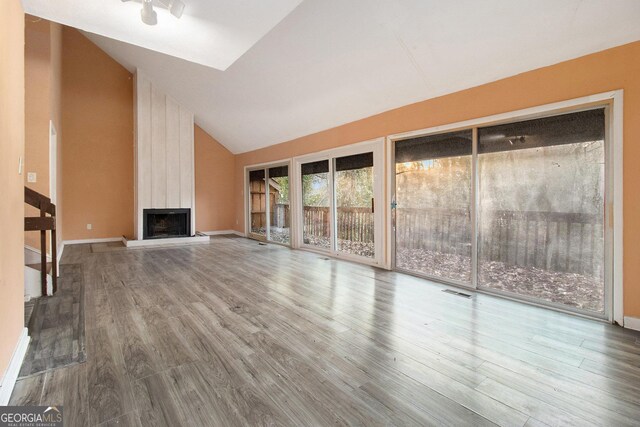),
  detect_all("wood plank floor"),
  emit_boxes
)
[10,235,640,426]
